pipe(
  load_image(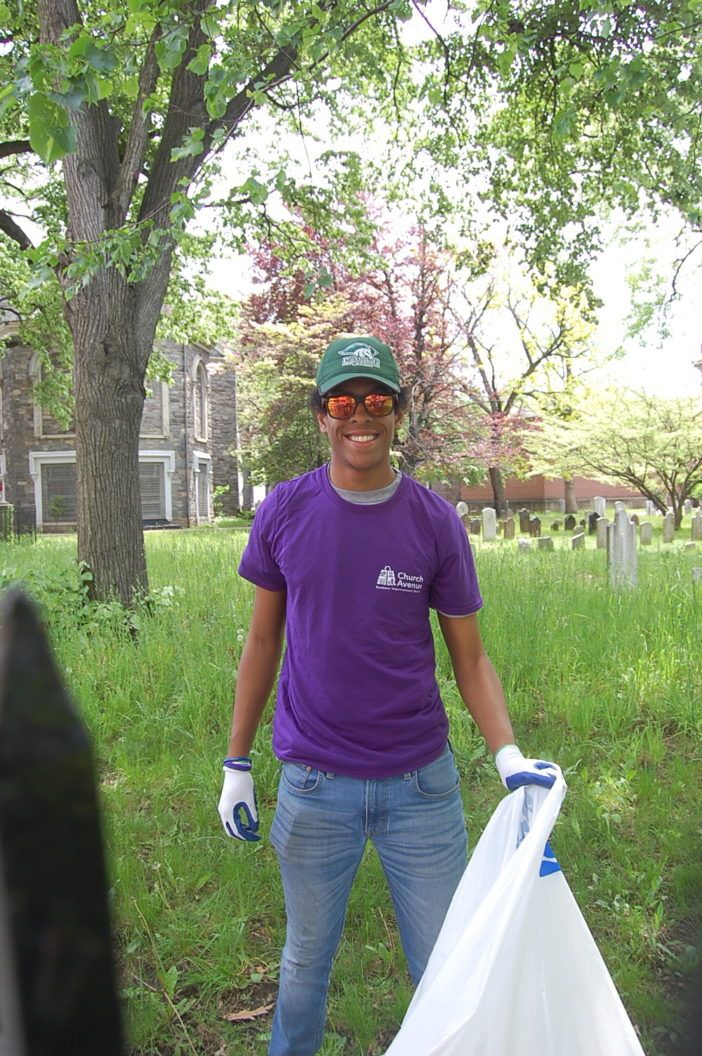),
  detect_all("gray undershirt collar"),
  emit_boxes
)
[328,466,403,505]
